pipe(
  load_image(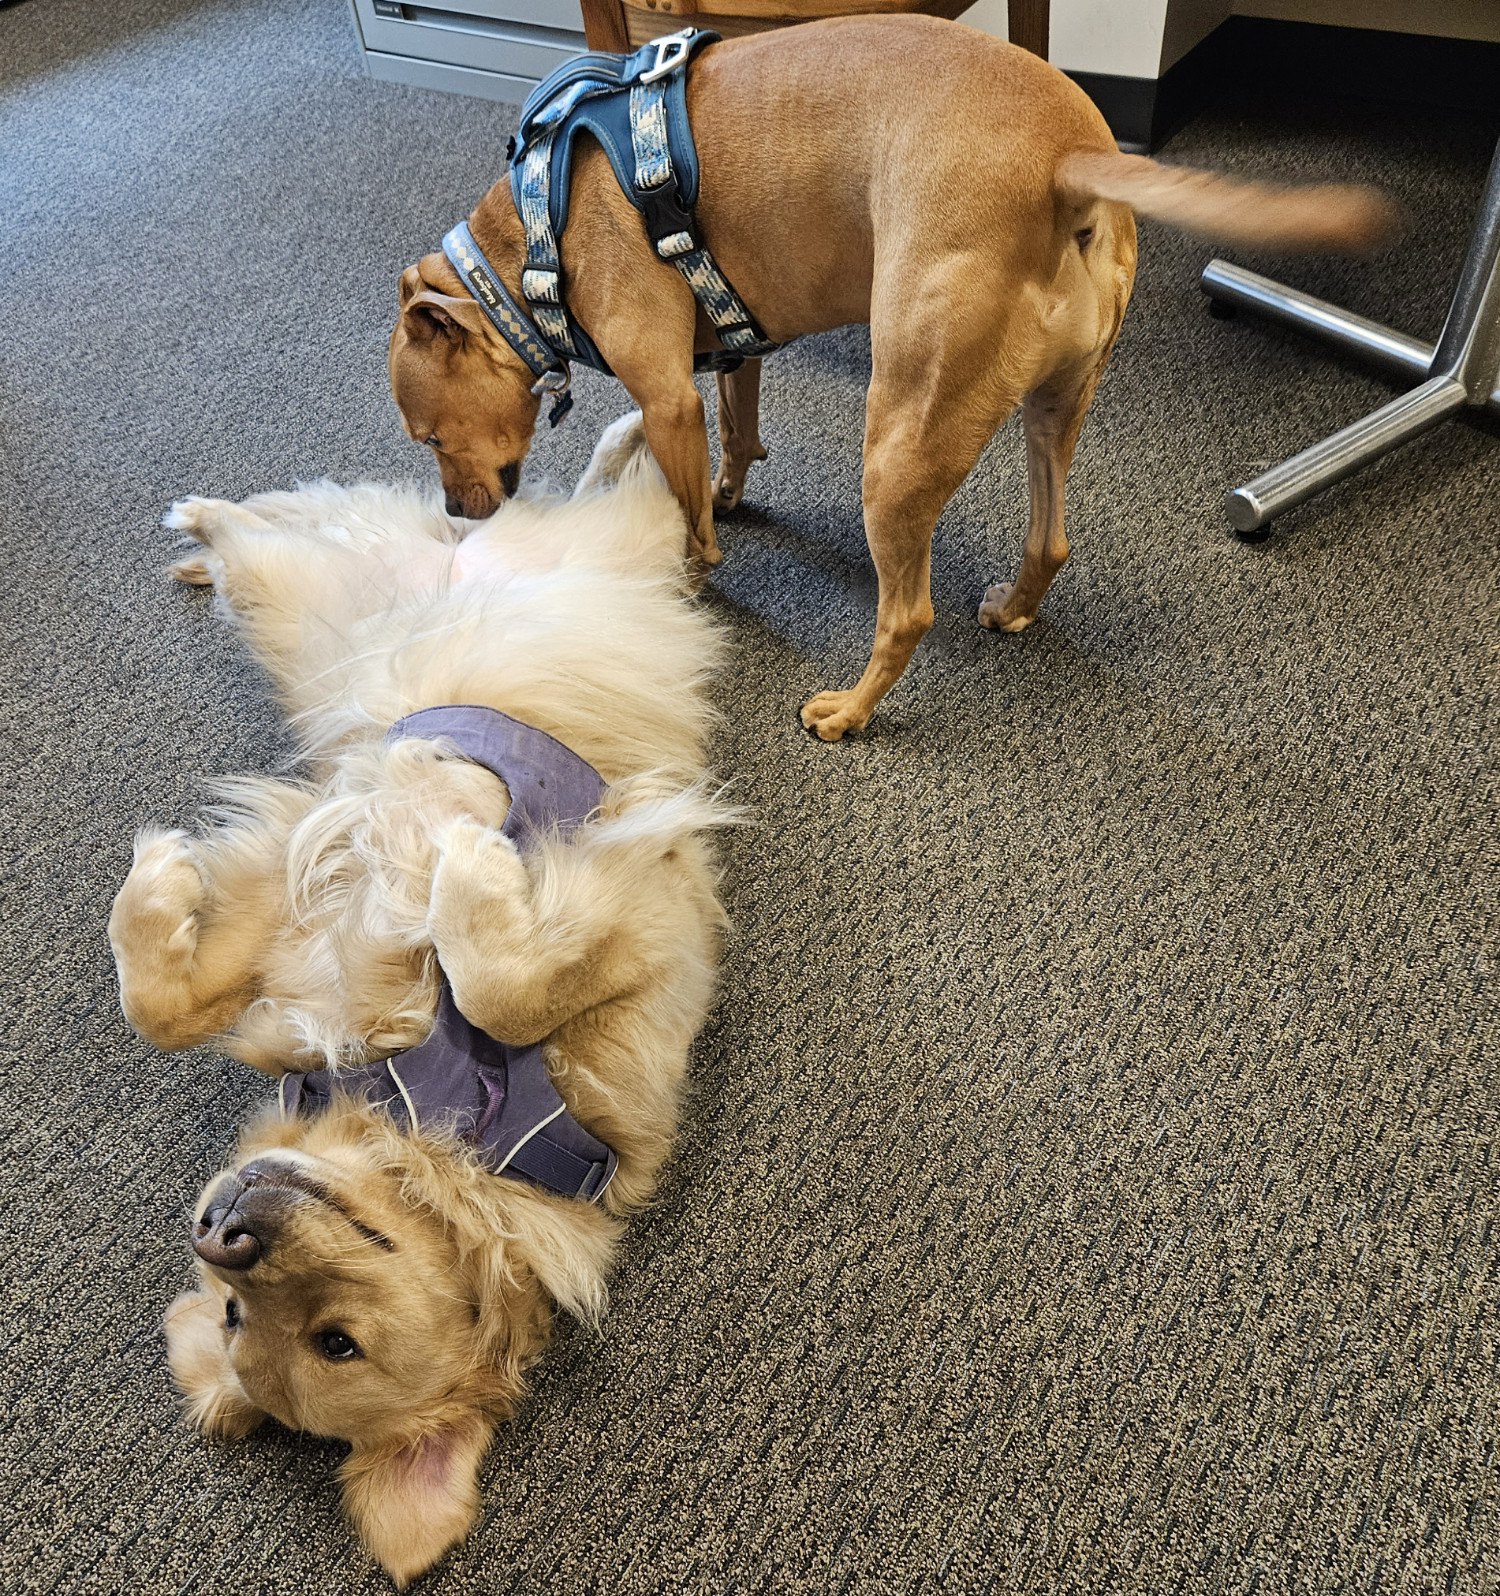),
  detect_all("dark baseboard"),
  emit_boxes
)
[1068,17,1500,152]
